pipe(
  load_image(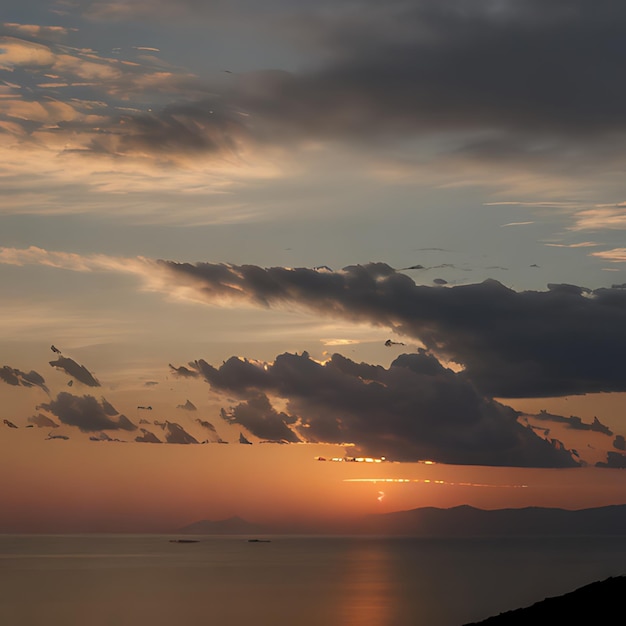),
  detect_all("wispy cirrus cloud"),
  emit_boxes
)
[544,242,600,248]
[591,248,626,263]
[0,245,154,273]
[569,207,626,231]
